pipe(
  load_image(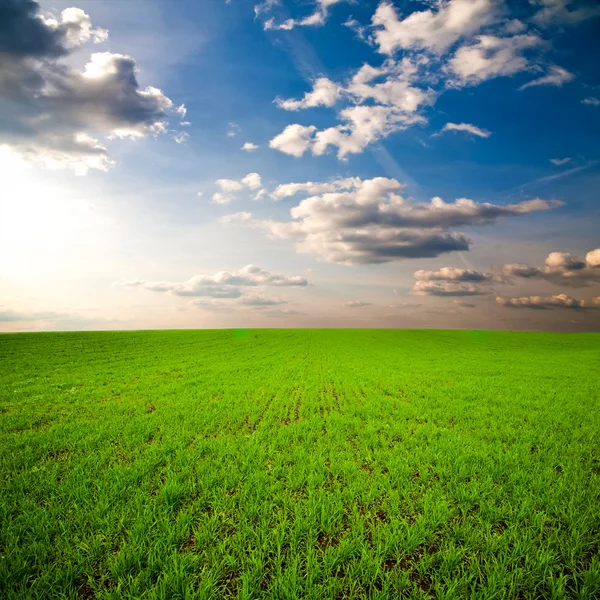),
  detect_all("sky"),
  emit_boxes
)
[1,0,600,332]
